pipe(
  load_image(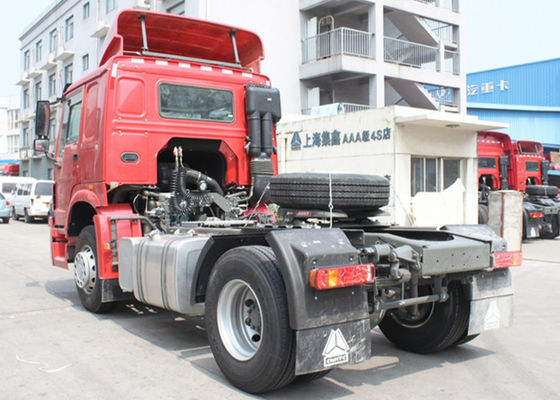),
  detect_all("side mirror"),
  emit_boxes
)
[35,101,51,139]
[34,138,49,153]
